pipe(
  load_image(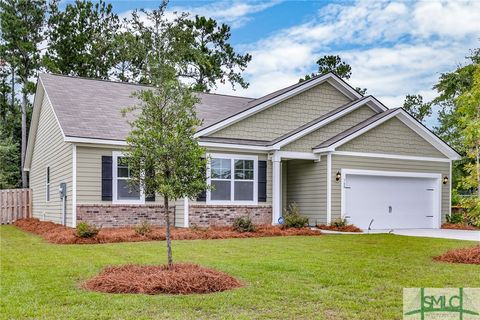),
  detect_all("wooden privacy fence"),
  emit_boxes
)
[1,188,31,224]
